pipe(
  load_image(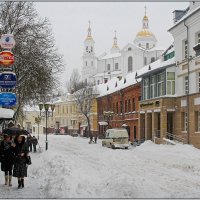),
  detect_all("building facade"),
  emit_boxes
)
[168,2,200,148]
